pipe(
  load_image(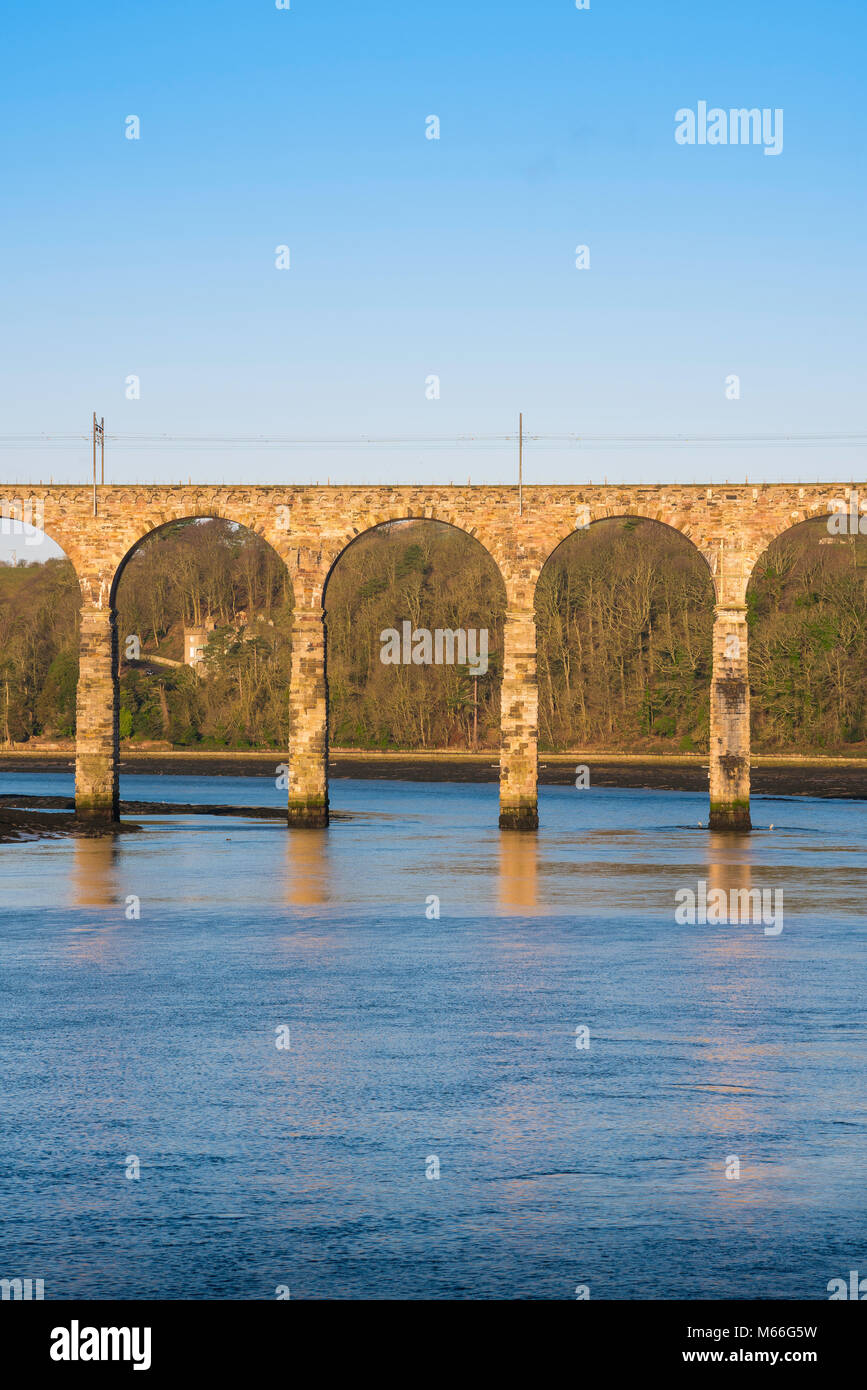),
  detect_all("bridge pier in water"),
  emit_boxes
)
[708,605,752,831]
[287,608,329,827]
[74,606,120,822]
[499,605,539,830]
